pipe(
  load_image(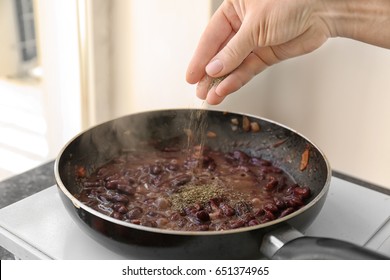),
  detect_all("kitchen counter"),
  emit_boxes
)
[1,161,389,260]
[0,161,56,259]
